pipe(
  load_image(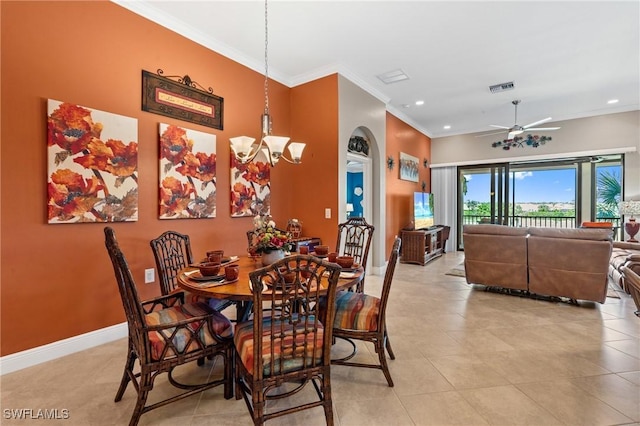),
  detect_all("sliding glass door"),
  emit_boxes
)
[458,163,510,249]
[457,154,623,250]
